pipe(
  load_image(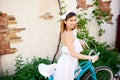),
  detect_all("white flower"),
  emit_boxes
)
[60,11,69,20]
